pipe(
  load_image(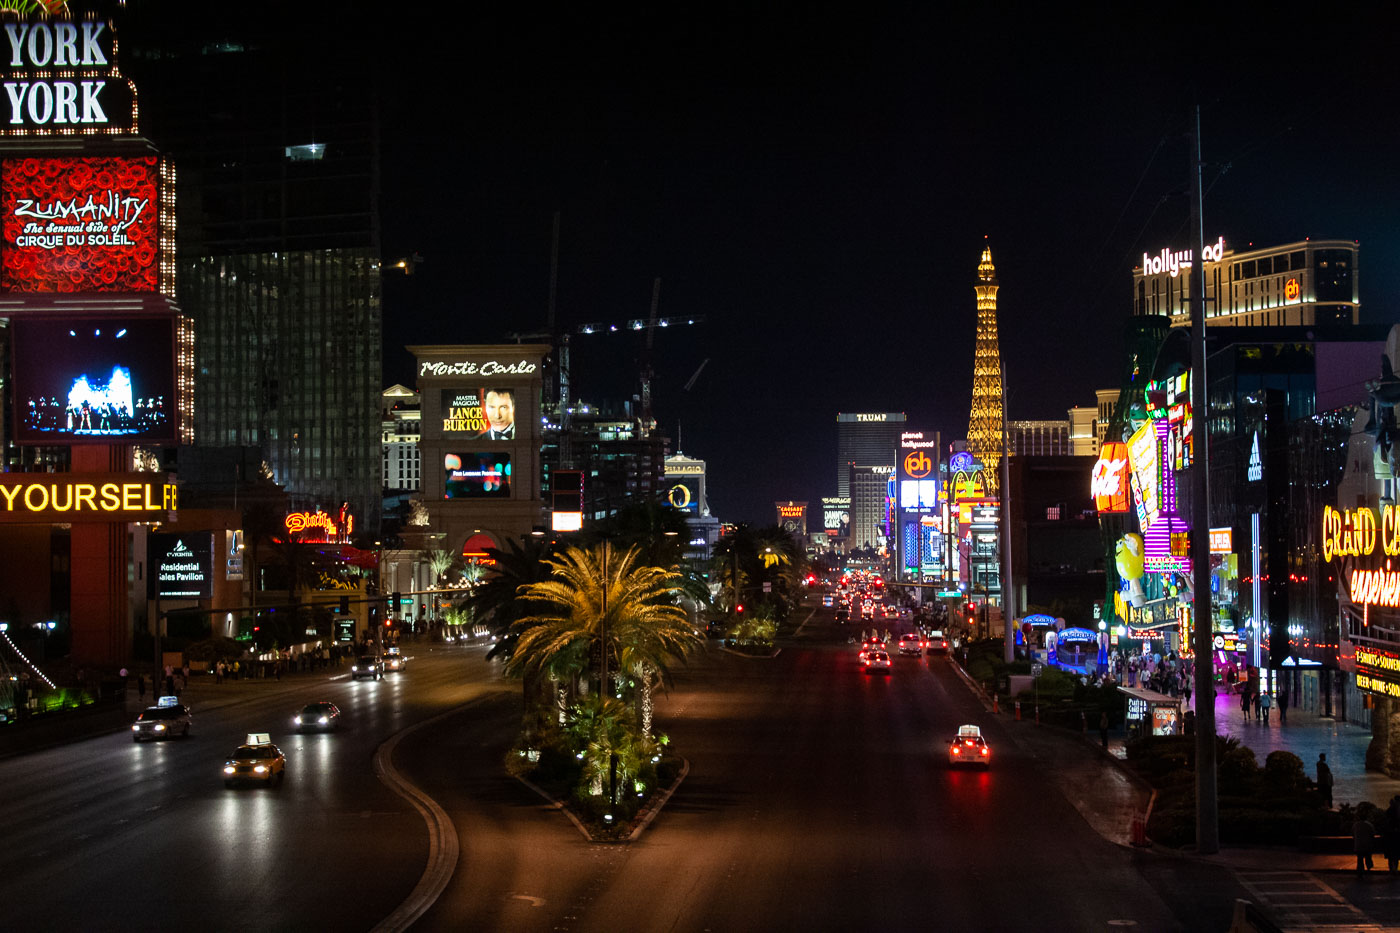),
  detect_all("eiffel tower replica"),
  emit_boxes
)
[966,244,1004,496]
